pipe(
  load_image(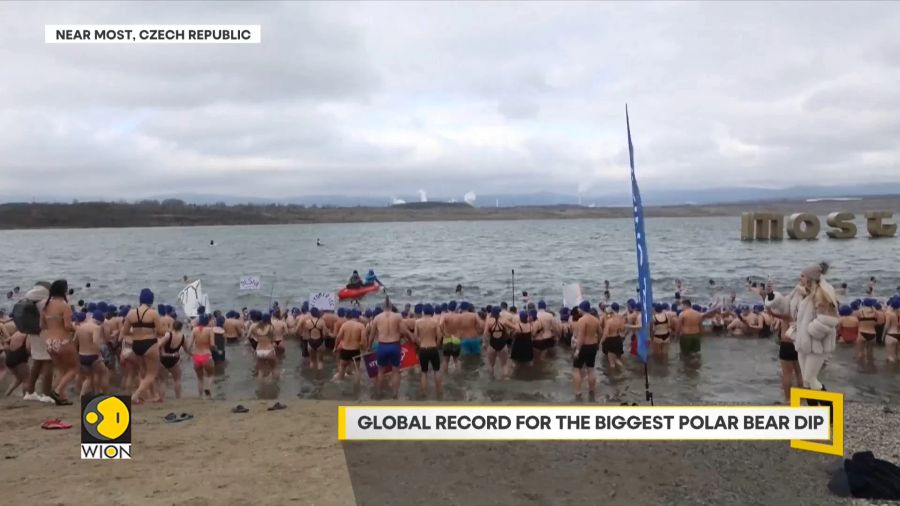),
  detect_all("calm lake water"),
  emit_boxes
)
[1,217,898,403]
